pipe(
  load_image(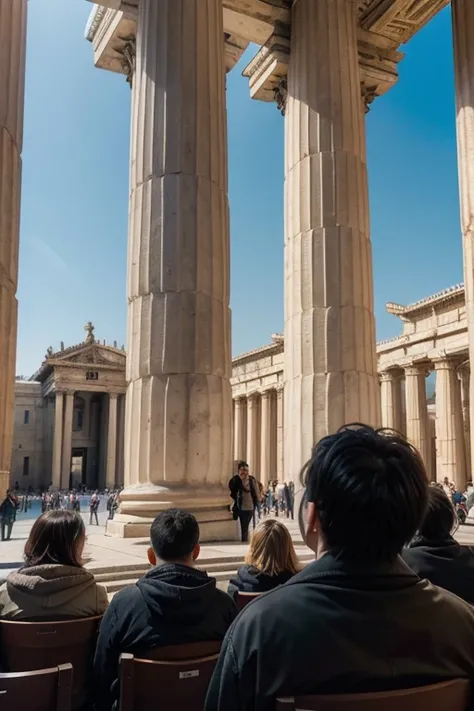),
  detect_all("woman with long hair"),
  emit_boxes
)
[228,519,301,600]
[0,509,108,619]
